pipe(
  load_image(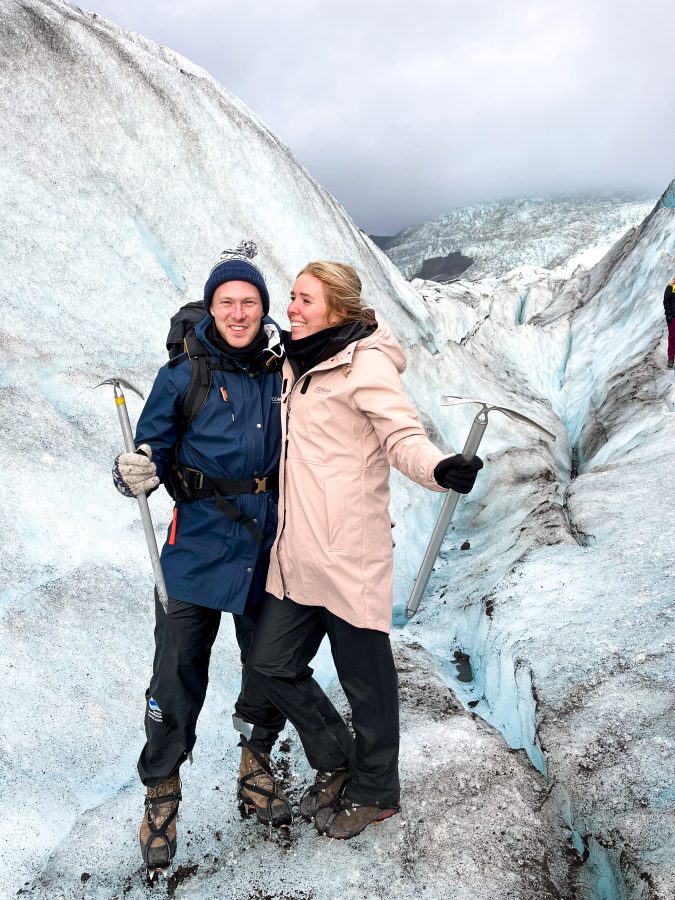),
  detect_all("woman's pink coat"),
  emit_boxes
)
[266,318,450,634]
